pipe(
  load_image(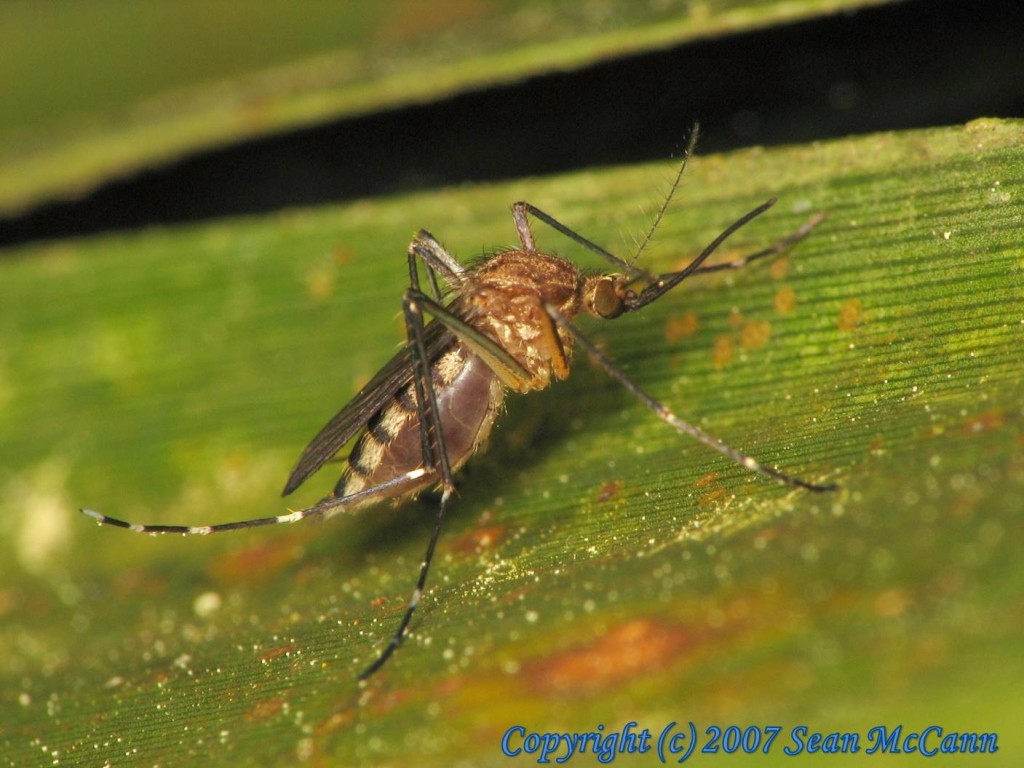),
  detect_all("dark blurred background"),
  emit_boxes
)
[1,0,1021,247]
